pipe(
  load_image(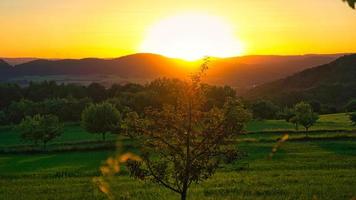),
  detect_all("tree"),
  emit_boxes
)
[251,100,279,120]
[342,0,356,9]
[349,112,356,126]
[7,99,36,124]
[123,60,251,200]
[289,115,299,131]
[17,114,63,149]
[0,110,6,125]
[81,102,121,140]
[345,99,356,112]
[87,83,107,102]
[294,102,319,135]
